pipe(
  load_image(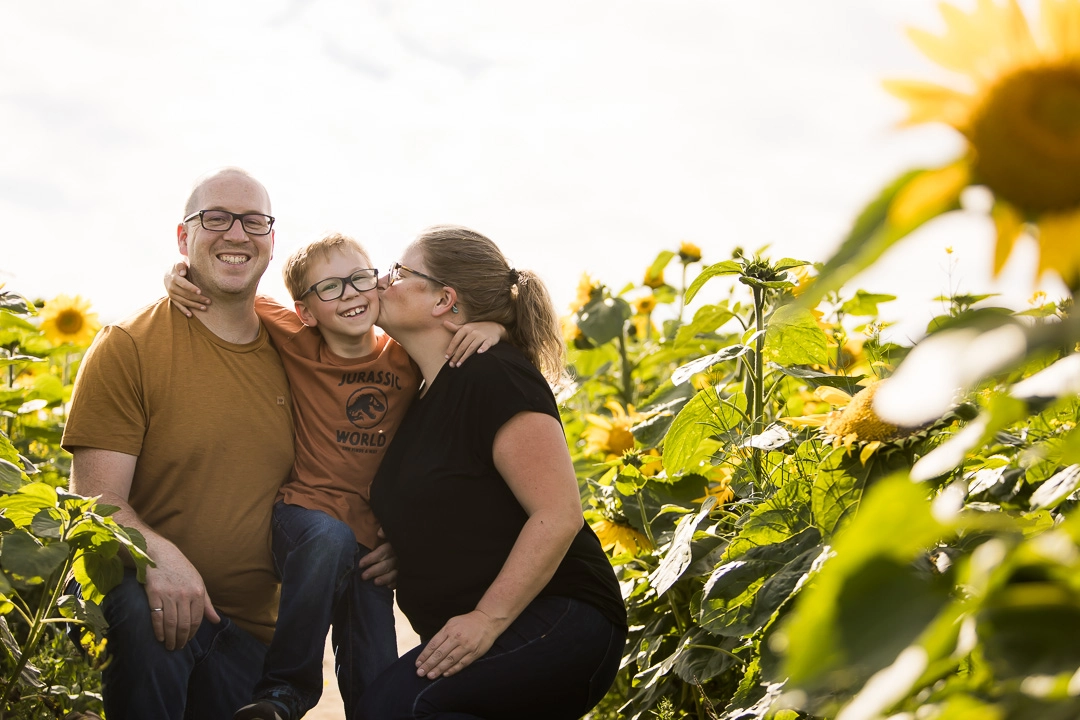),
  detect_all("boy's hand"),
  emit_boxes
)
[359,532,398,588]
[444,321,506,367]
[165,262,209,318]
